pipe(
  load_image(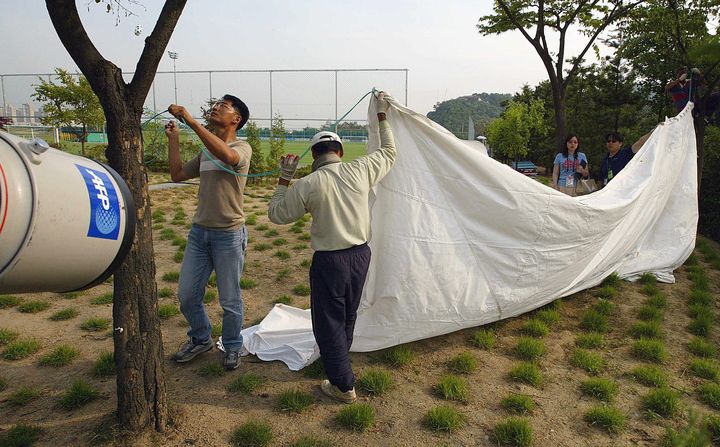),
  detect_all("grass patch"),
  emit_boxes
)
[434,375,468,403]
[637,305,664,322]
[513,337,546,362]
[272,238,287,246]
[688,290,714,307]
[698,382,720,410]
[276,389,314,413]
[59,379,100,410]
[196,362,225,378]
[299,233,311,241]
[93,351,115,377]
[80,317,110,332]
[580,310,610,333]
[162,271,180,282]
[0,328,19,345]
[423,405,465,433]
[17,300,51,313]
[688,315,713,337]
[595,285,618,299]
[336,403,375,432]
[382,345,414,367]
[211,323,222,337]
[0,377,5,392]
[580,377,619,402]
[203,290,217,304]
[300,259,311,268]
[264,229,280,238]
[230,421,272,447]
[292,243,308,250]
[301,358,325,379]
[584,406,626,433]
[593,299,614,316]
[90,293,113,305]
[642,388,680,418]
[61,291,83,299]
[275,268,290,281]
[535,309,561,326]
[39,344,80,367]
[630,365,668,387]
[639,272,657,284]
[7,387,41,406]
[3,339,41,360]
[158,304,180,320]
[447,352,478,374]
[470,329,495,349]
[245,214,257,225]
[159,228,176,240]
[575,332,605,349]
[641,284,661,297]
[688,337,716,358]
[0,424,43,446]
[0,294,21,309]
[254,243,272,251]
[646,294,668,309]
[632,339,667,363]
[255,223,269,231]
[508,362,541,387]
[273,295,293,305]
[49,308,79,321]
[570,349,605,375]
[630,321,663,339]
[240,278,257,289]
[602,272,622,288]
[357,368,394,395]
[173,251,184,263]
[274,250,291,260]
[292,284,311,296]
[493,417,532,447]
[687,304,713,320]
[500,394,535,414]
[227,373,266,394]
[289,435,332,447]
[158,287,174,298]
[689,358,720,381]
[520,319,550,337]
